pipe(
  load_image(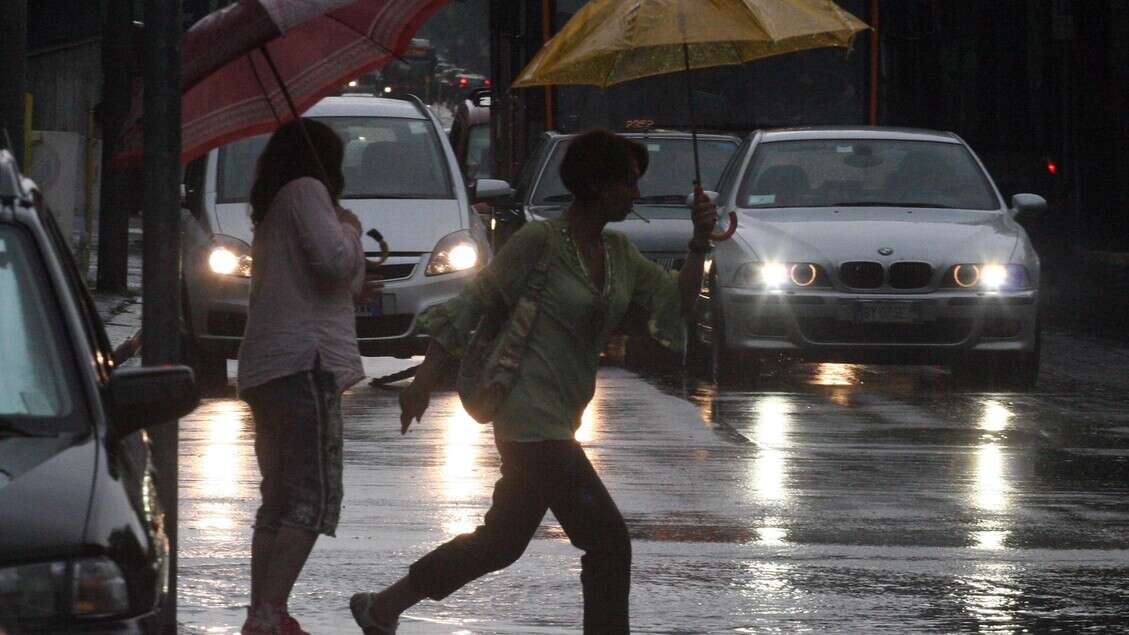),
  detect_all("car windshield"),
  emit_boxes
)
[465,123,493,179]
[737,139,999,210]
[217,116,453,202]
[531,137,739,213]
[0,227,80,434]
